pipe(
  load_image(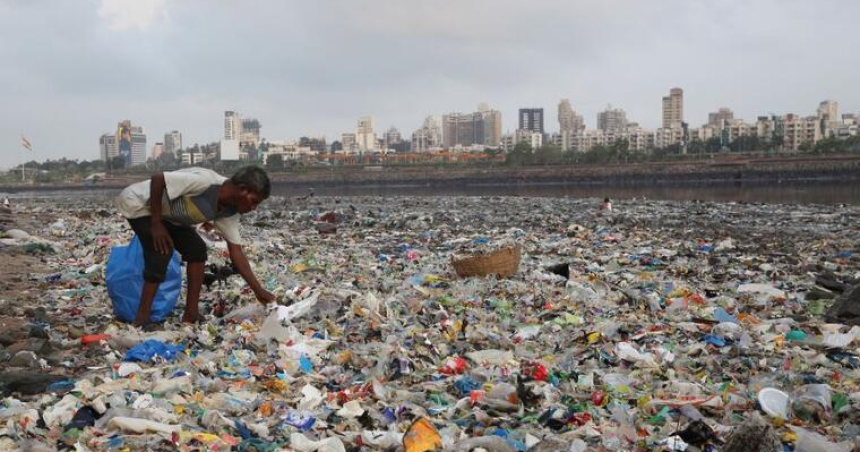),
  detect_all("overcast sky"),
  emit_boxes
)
[1,0,857,168]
